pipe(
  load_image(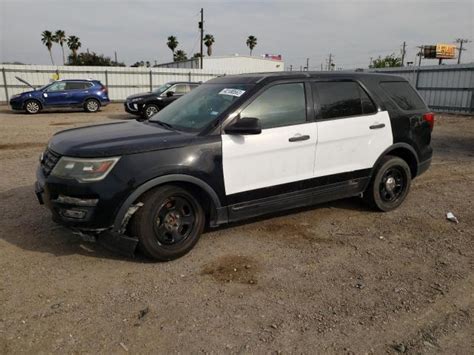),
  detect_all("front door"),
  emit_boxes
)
[222,82,317,198]
[43,81,69,106]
